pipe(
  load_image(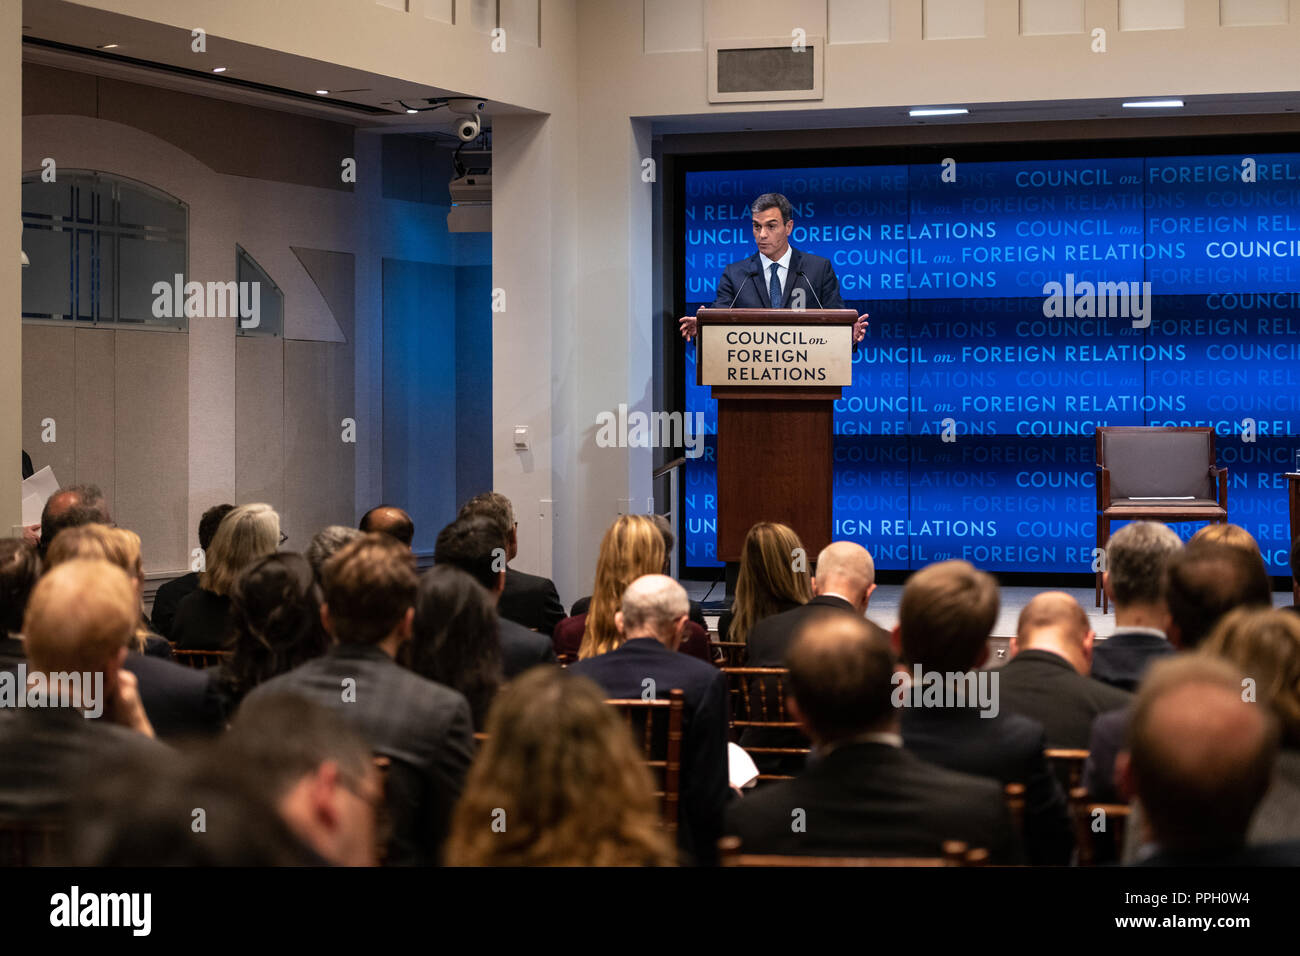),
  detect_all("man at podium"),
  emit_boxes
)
[678,192,869,344]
